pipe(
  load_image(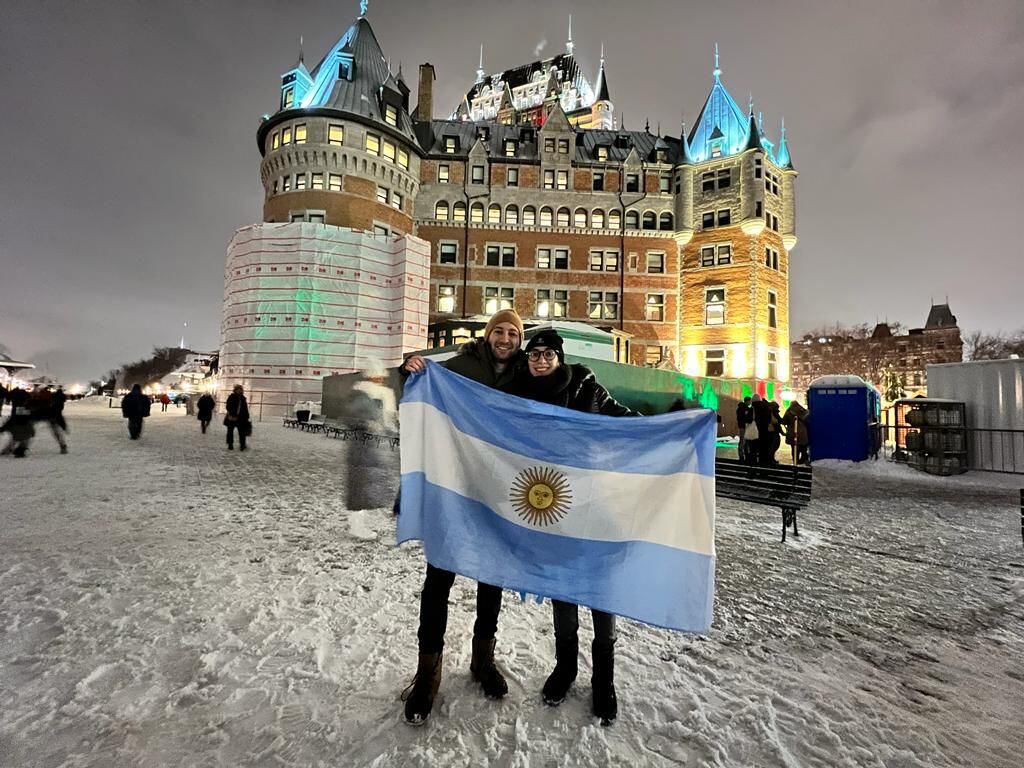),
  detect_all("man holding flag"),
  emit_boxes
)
[399,309,526,725]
